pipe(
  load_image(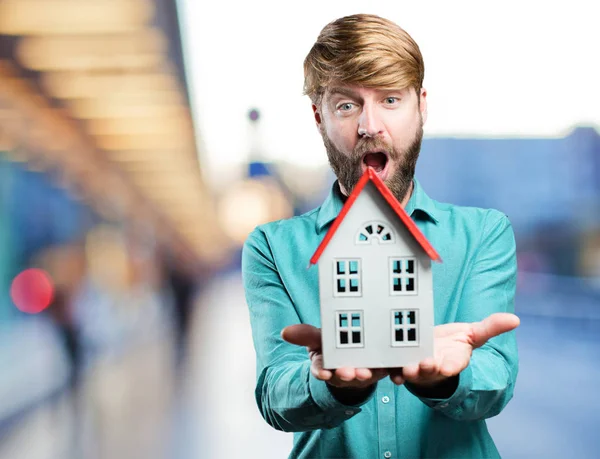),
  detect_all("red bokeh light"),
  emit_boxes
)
[10,268,55,314]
